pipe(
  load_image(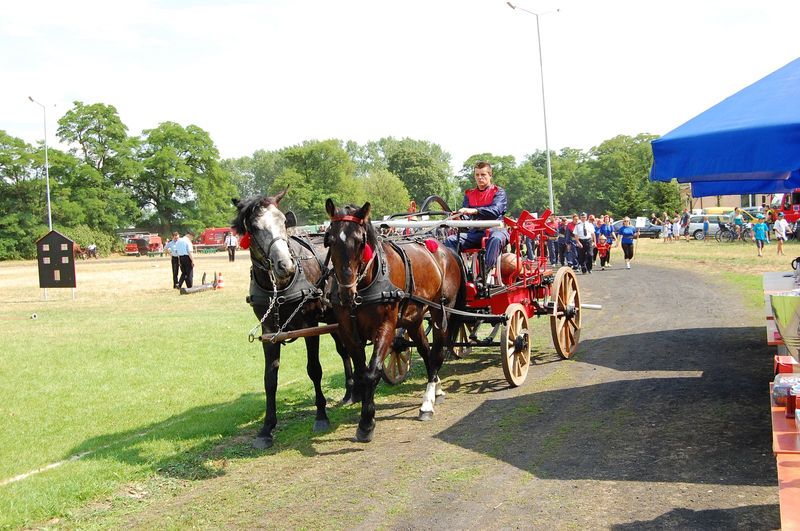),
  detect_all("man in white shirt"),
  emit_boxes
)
[175,230,195,289]
[164,231,180,288]
[224,231,239,262]
[572,212,597,274]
